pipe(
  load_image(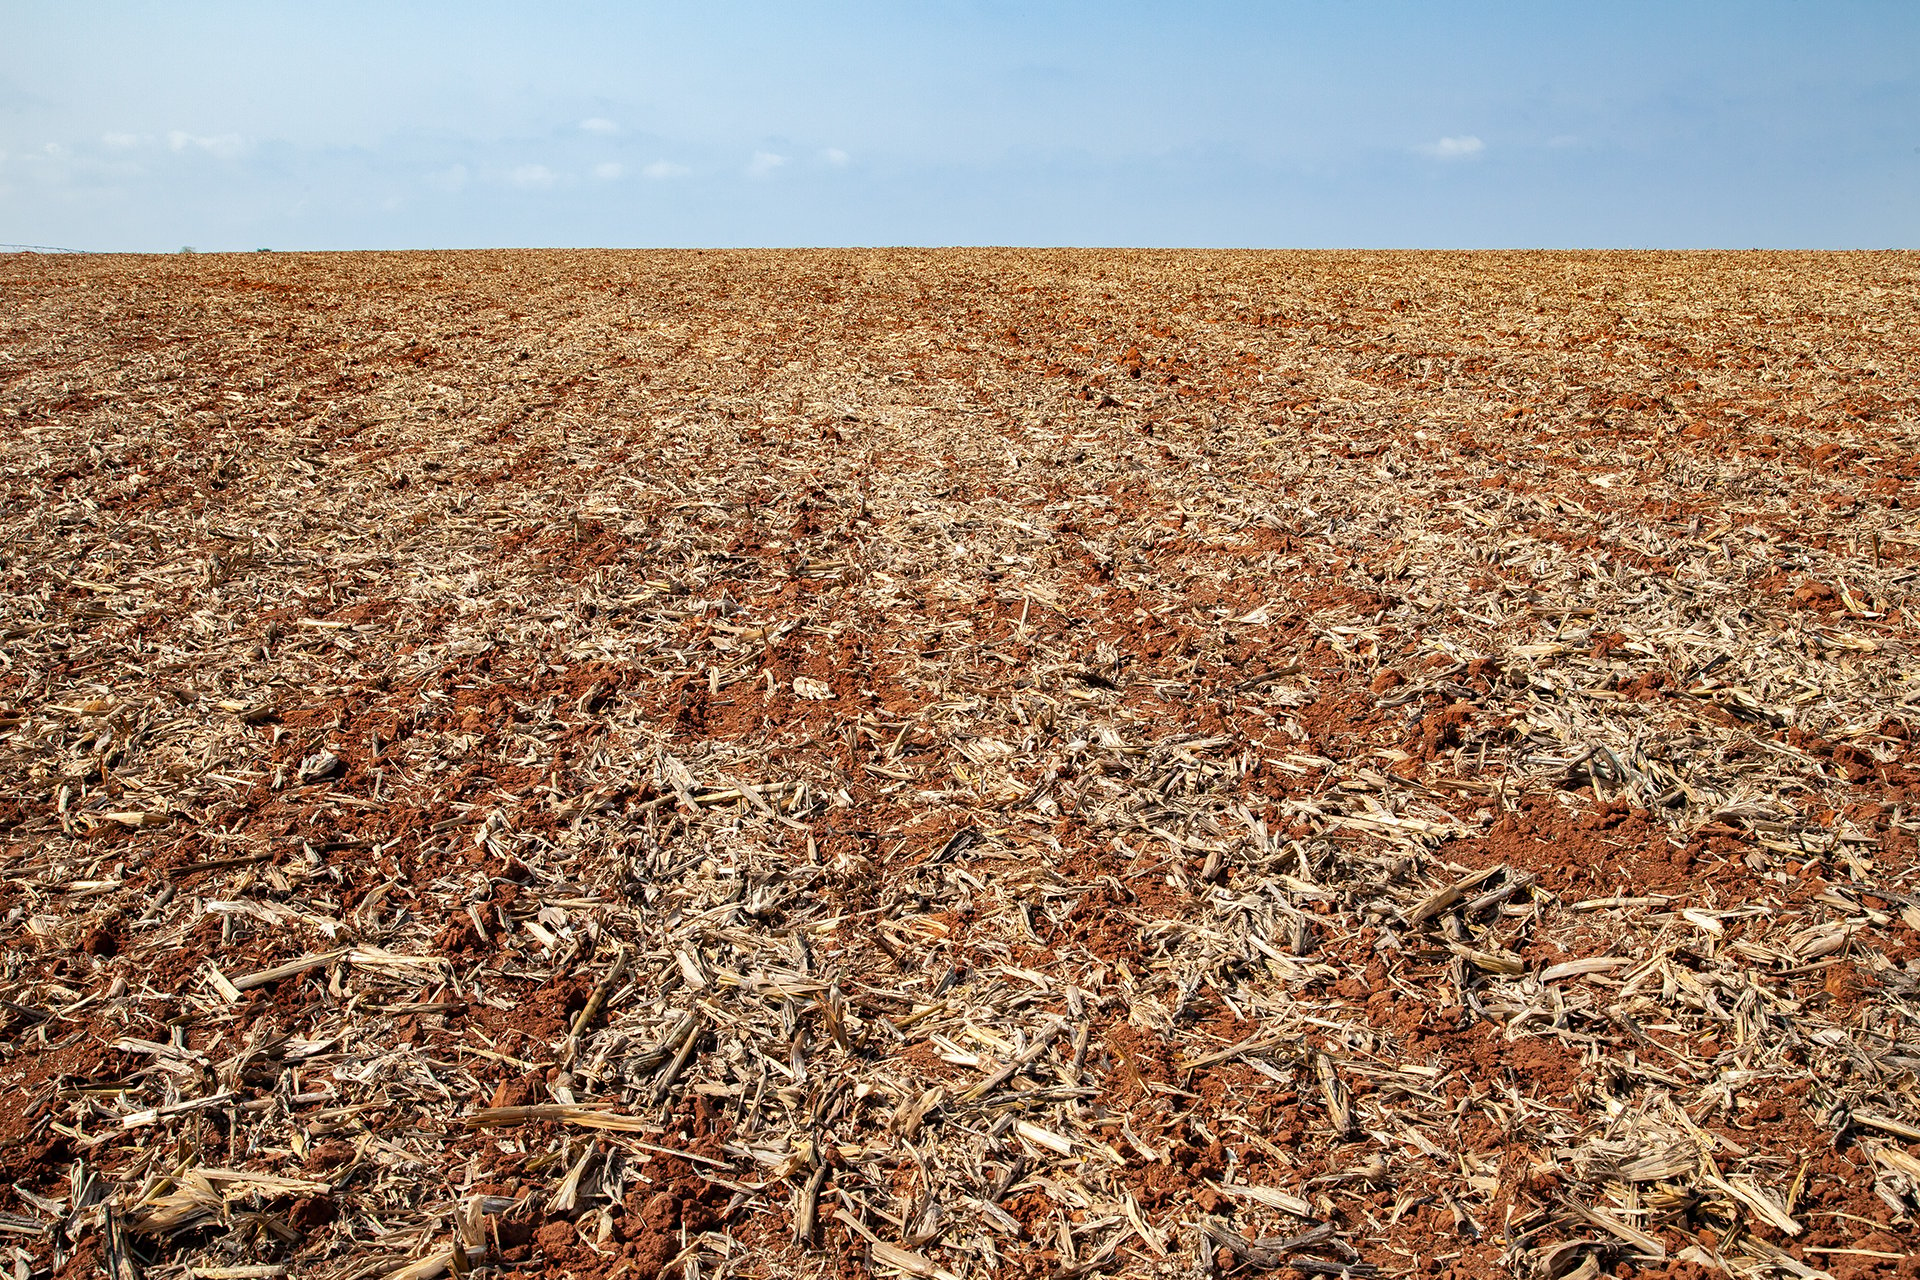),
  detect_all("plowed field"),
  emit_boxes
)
[3,250,1919,1280]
